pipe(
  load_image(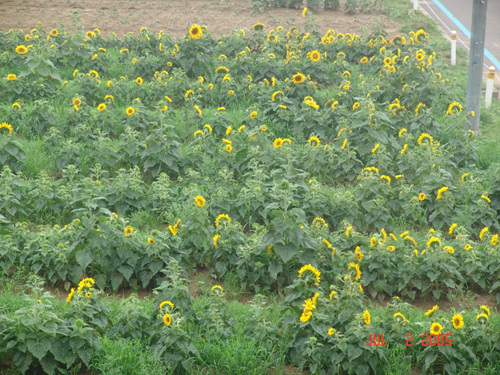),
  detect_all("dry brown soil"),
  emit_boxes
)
[0,0,400,39]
